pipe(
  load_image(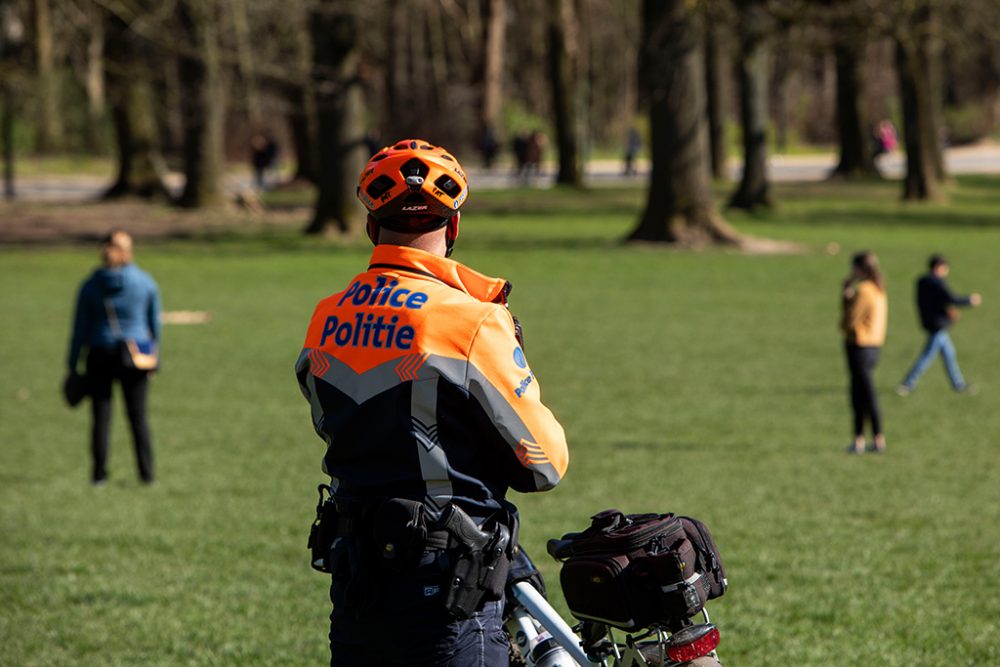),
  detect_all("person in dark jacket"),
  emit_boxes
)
[897,254,981,395]
[68,231,161,485]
